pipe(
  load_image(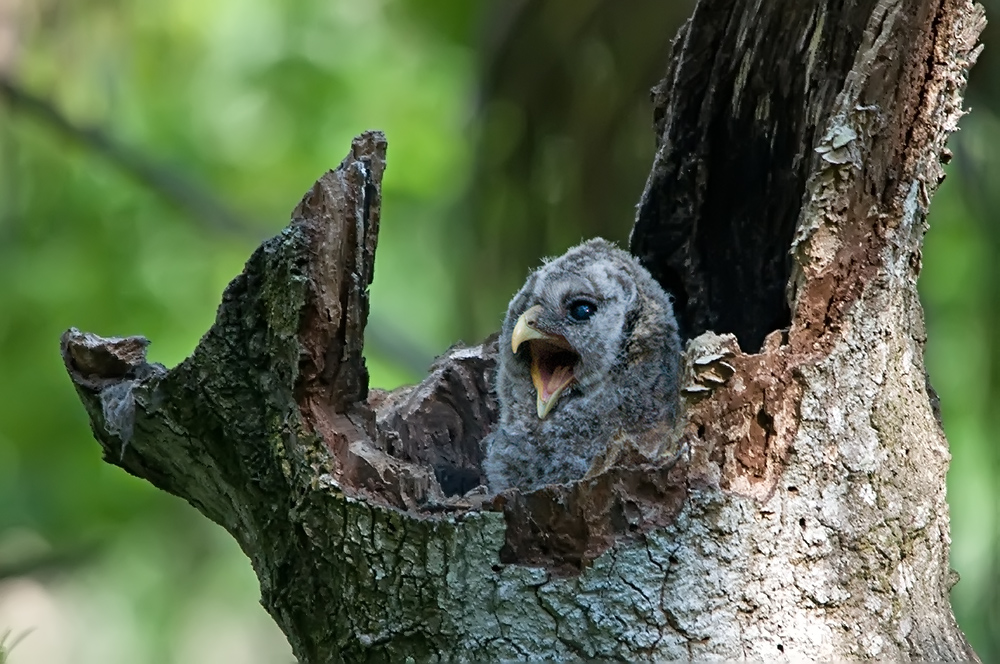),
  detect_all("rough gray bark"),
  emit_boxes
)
[61,0,984,661]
